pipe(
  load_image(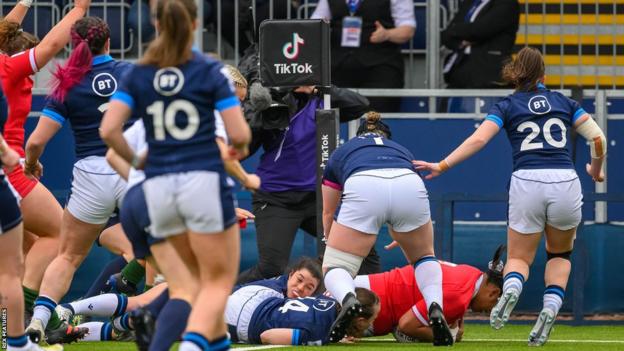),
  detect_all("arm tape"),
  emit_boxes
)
[576,117,607,159]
